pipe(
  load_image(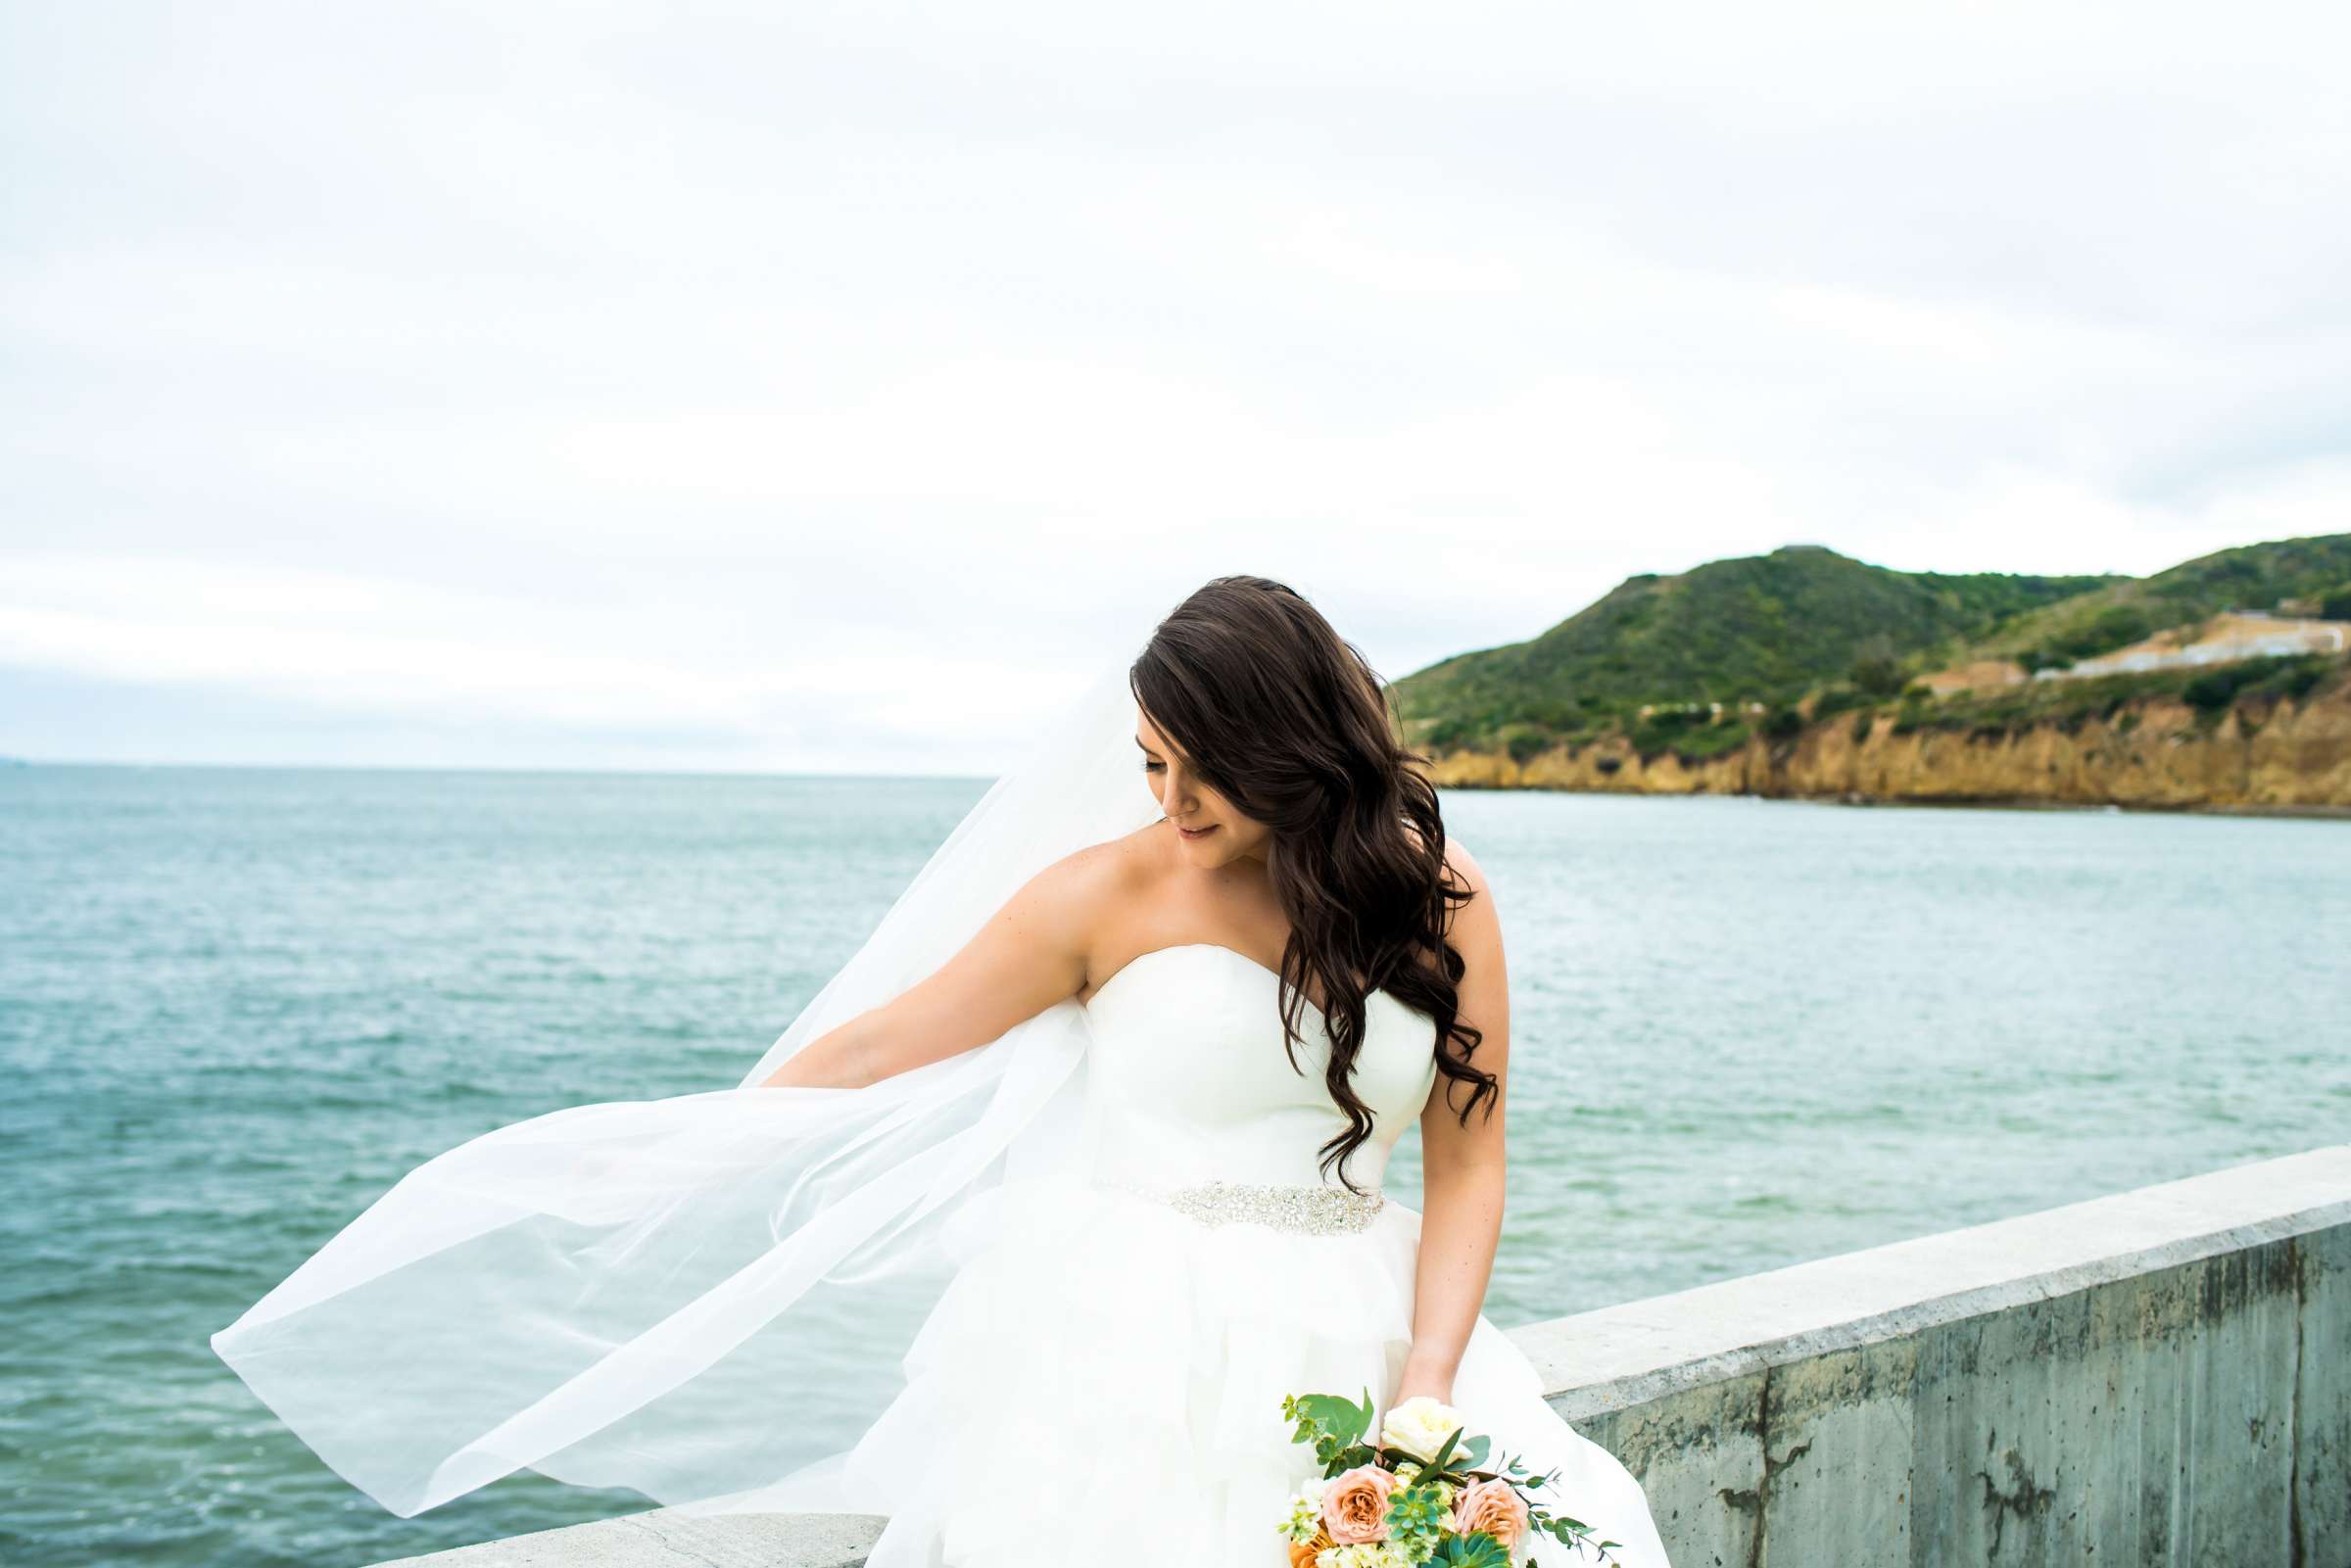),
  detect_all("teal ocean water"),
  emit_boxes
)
[3,764,2344,1567]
